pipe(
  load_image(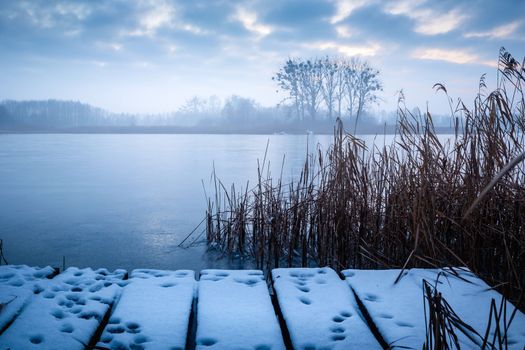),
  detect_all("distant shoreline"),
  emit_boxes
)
[0,125,457,135]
